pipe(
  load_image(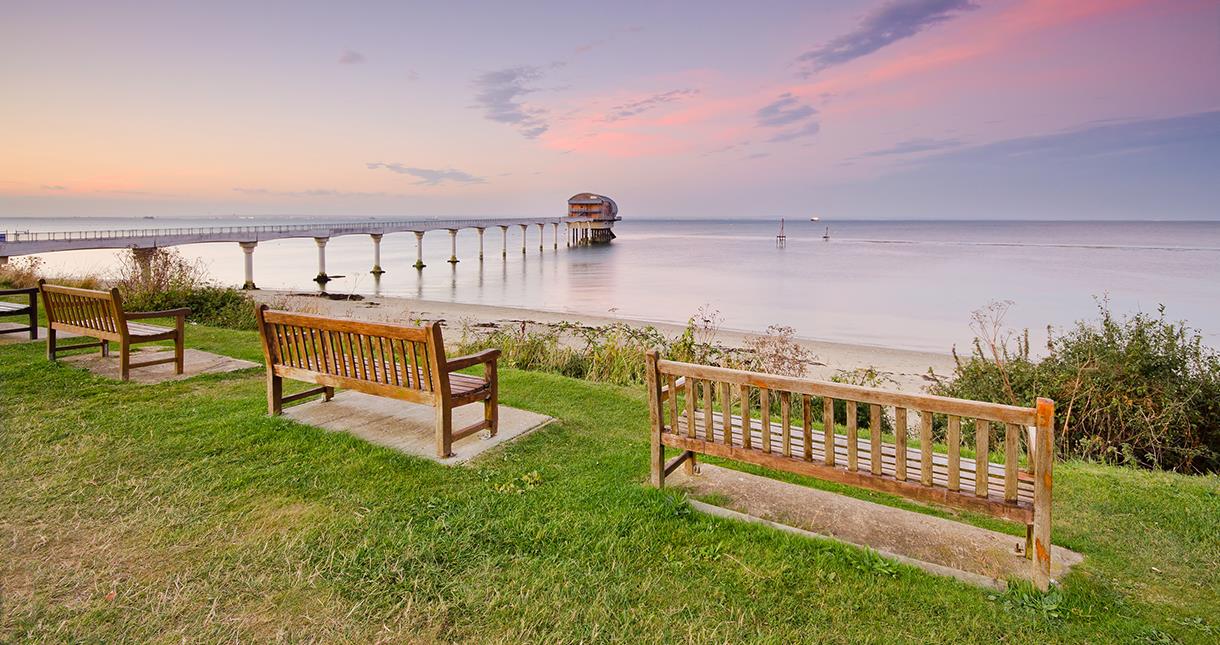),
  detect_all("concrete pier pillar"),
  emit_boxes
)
[447,229,459,264]
[500,226,508,258]
[519,224,528,255]
[553,222,559,249]
[314,237,330,284]
[239,242,257,290]
[413,231,426,269]
[370,234,384,275]
[537,223,545,252]
[132,247,156,283]
[477,227,485,261]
